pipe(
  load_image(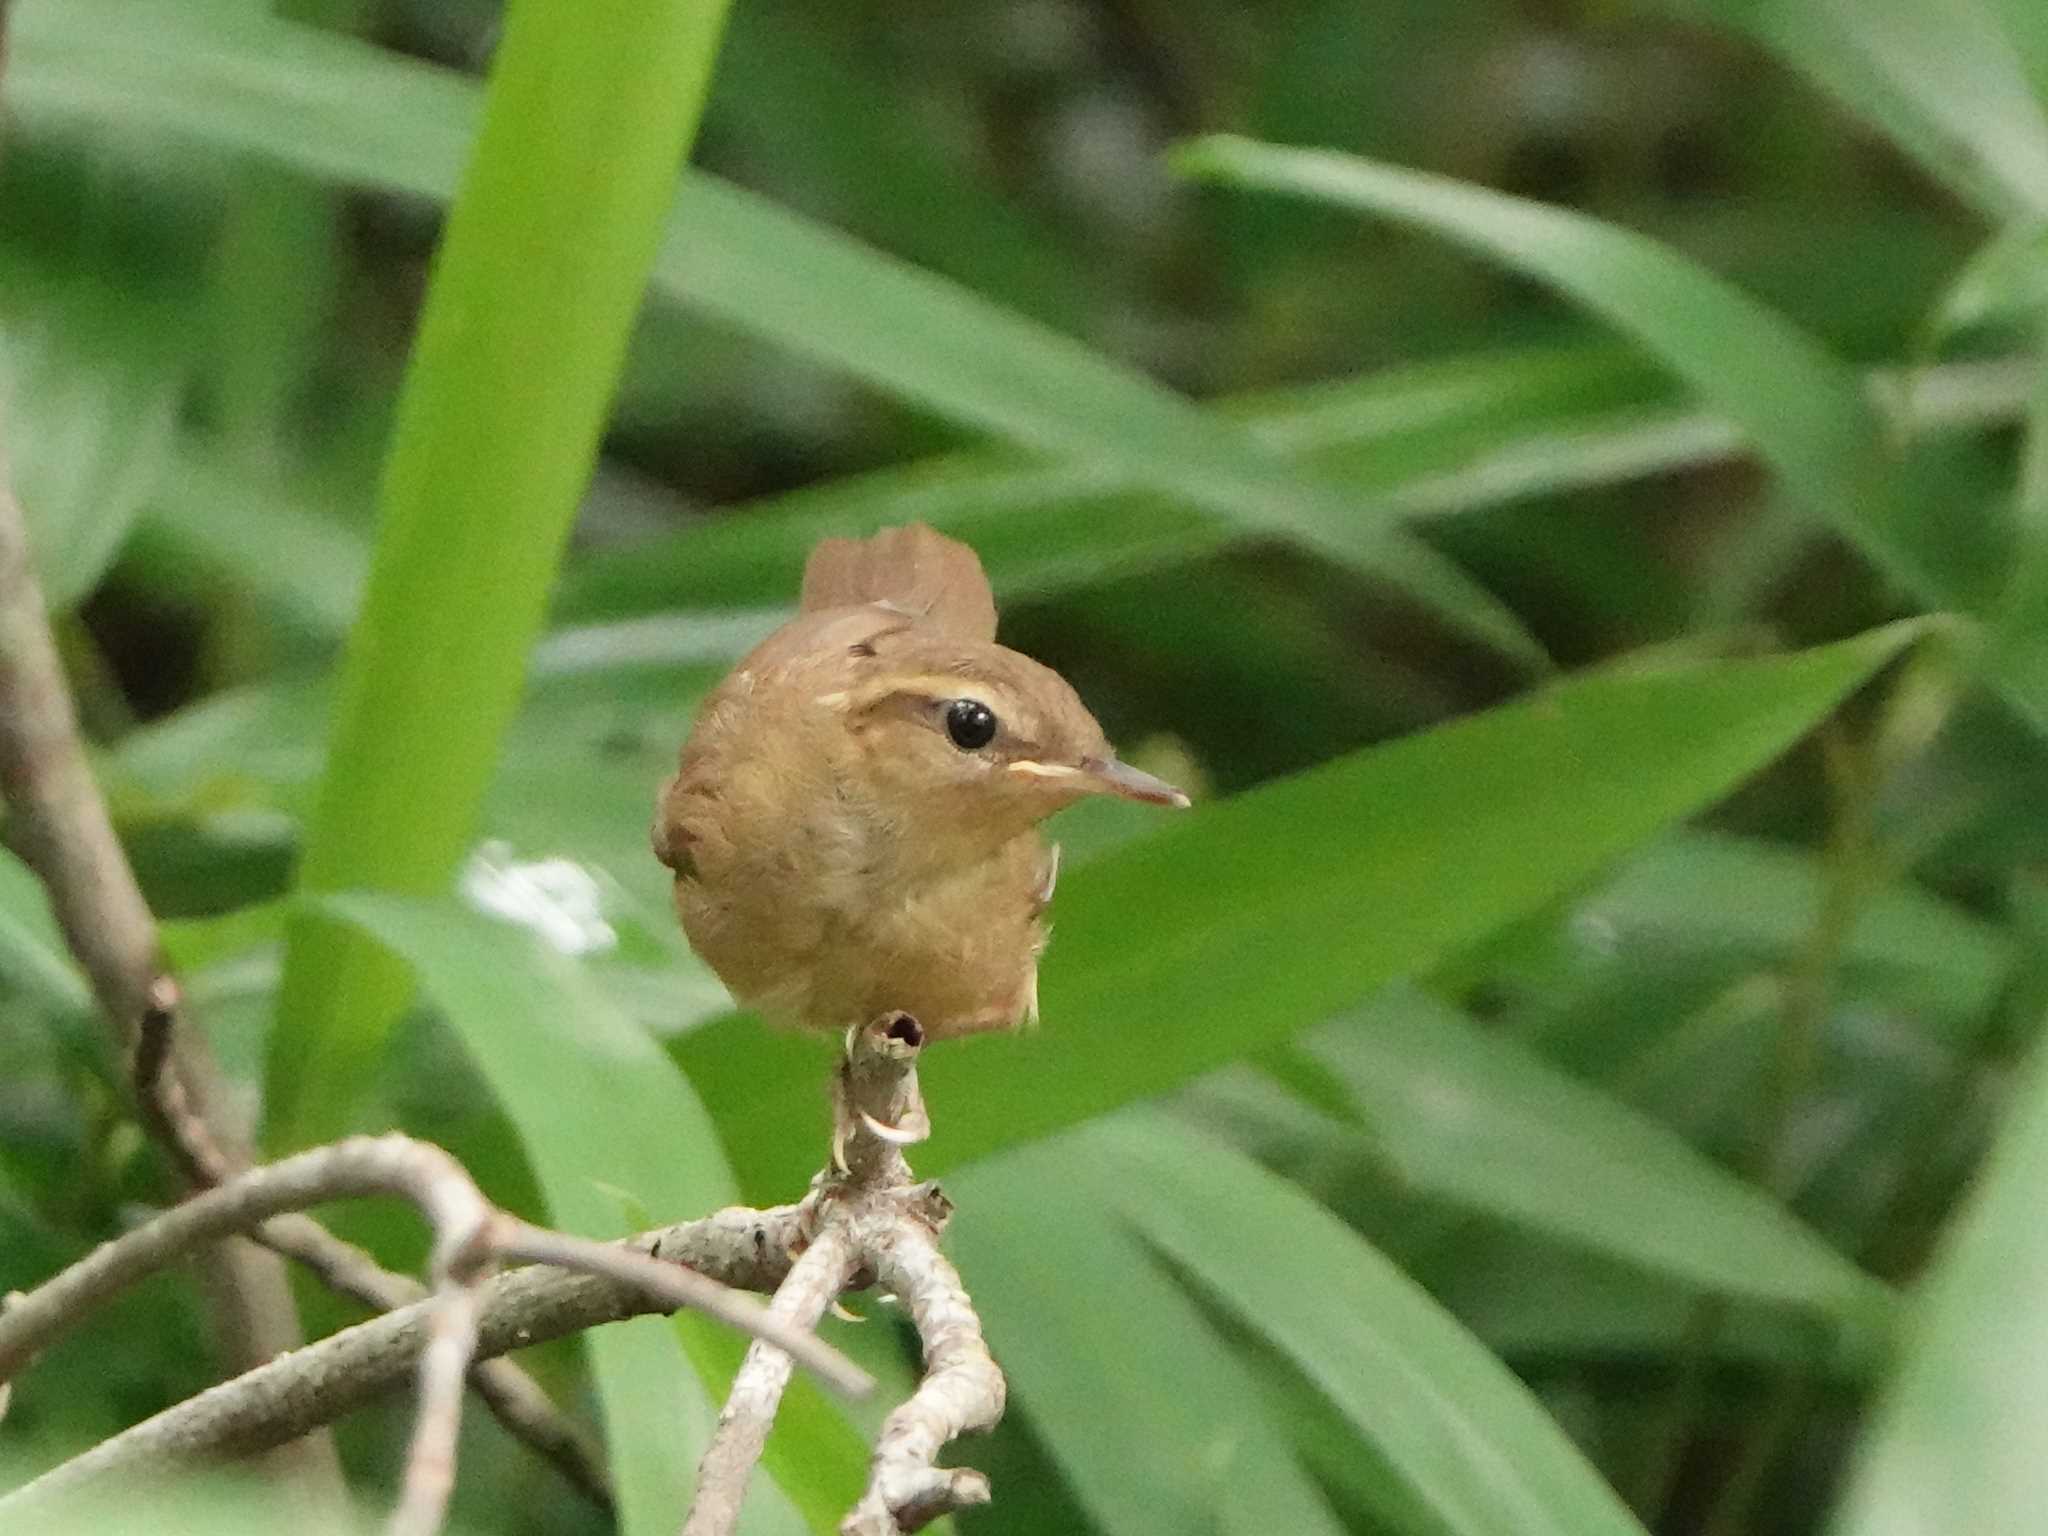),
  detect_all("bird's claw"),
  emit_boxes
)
[858,1108,931,1146]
